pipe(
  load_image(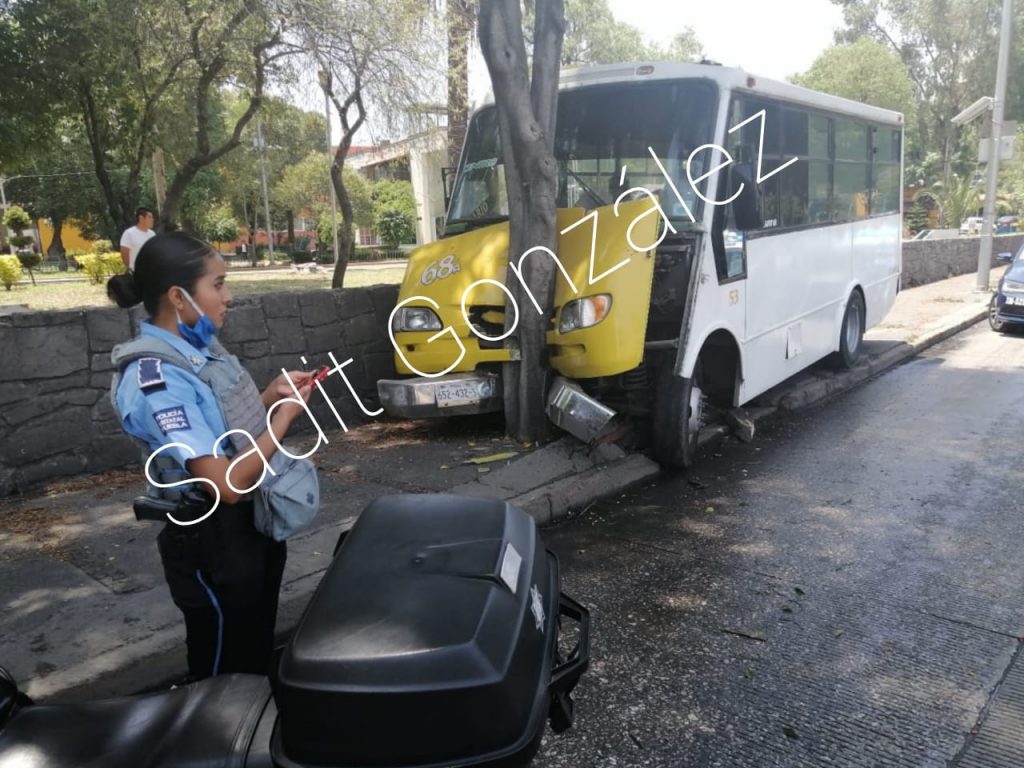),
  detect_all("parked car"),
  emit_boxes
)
[989,243,1024,332]
[960,216,984,235]
[996,215,1020,234]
